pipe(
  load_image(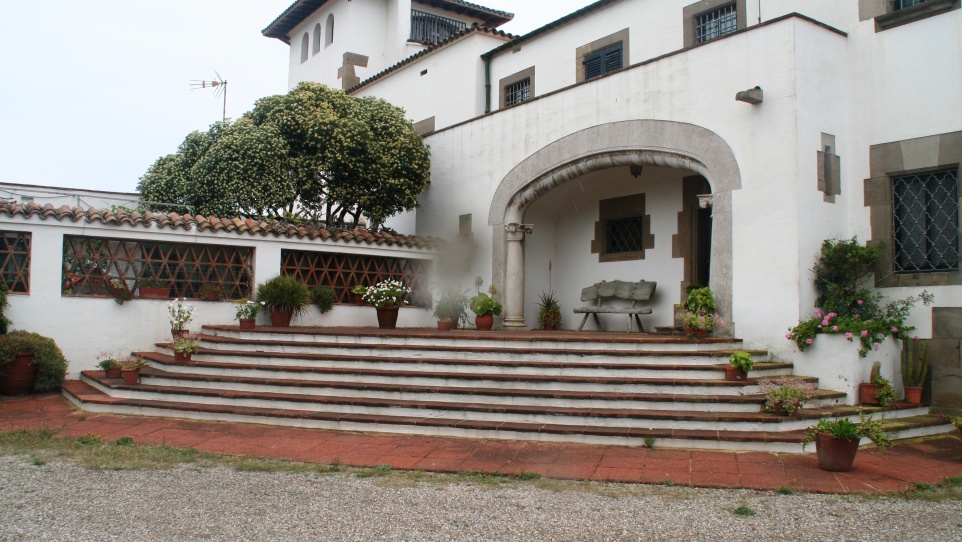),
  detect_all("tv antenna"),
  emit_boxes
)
[190,70,228,121]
